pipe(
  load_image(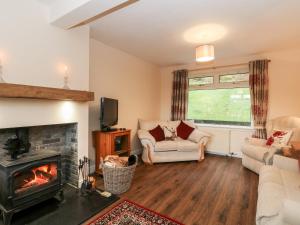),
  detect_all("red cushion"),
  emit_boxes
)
[266,136,274,146]
[149,125,165,142]
[176,121,195,140]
